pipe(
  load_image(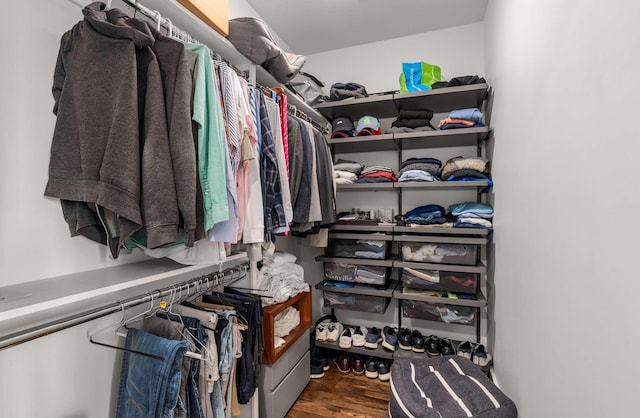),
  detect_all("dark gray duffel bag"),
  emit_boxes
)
[227,17,306,83]
[389,356,517,418]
